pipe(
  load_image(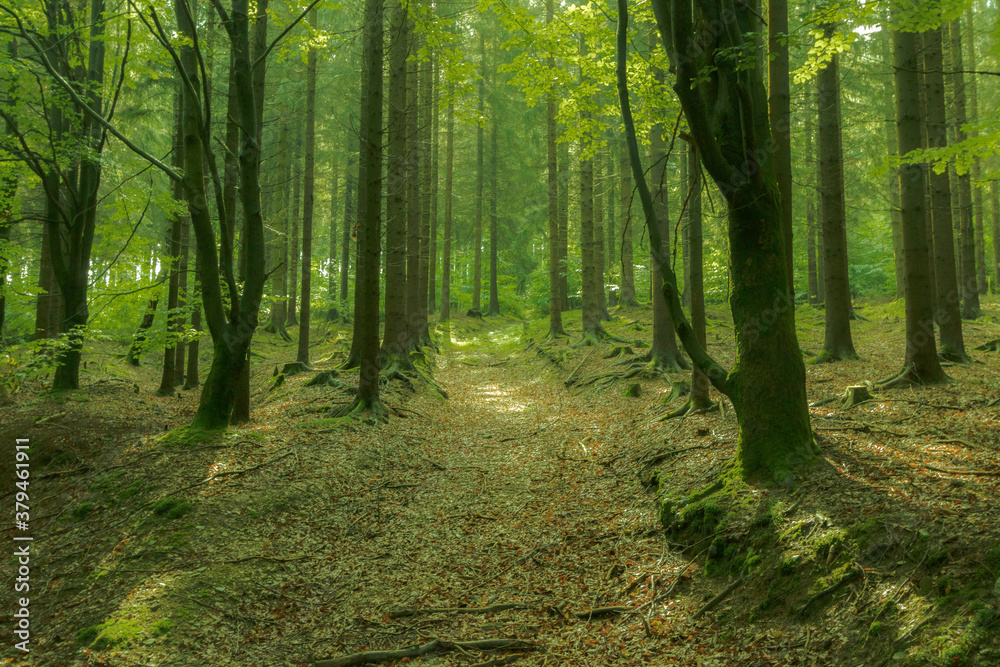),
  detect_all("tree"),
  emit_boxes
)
[158,90,185,396]
[380,0,412,372]
[487,117,500,316]
[265,119,293,341]
[881,11,948,388]
[923,26,967,362]
[815,24,857,362]
[948,19,979,320]
[624,0,816,481]
[441,85,454,322]
[339,0,384,417]
[473,31,485,313]
[296,7,318,366]
[545,0,565,338]
[769,0,792,294]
